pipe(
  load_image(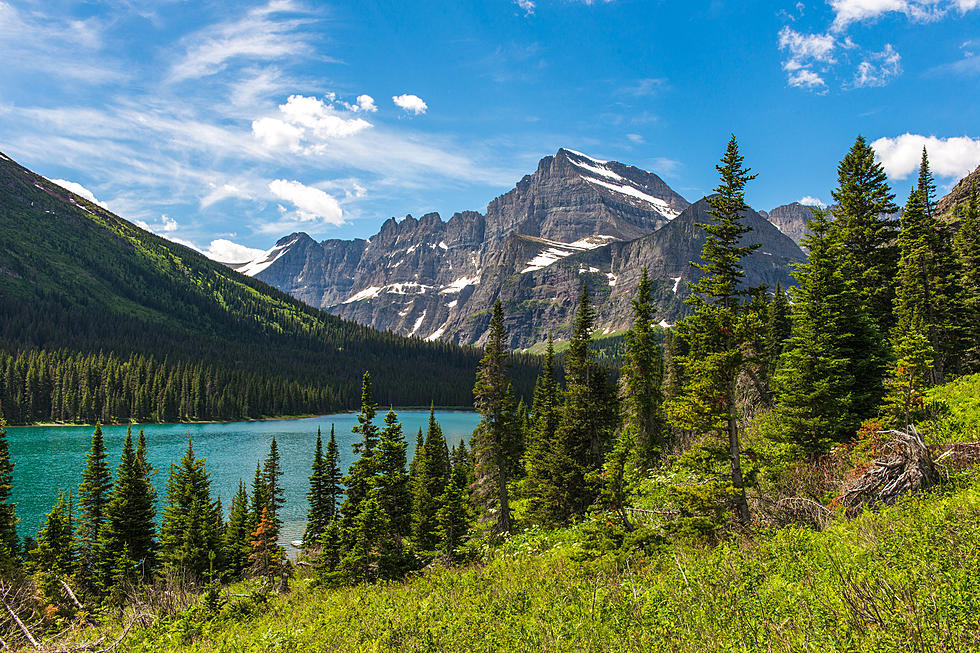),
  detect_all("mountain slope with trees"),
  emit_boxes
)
[0,152,538,424]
